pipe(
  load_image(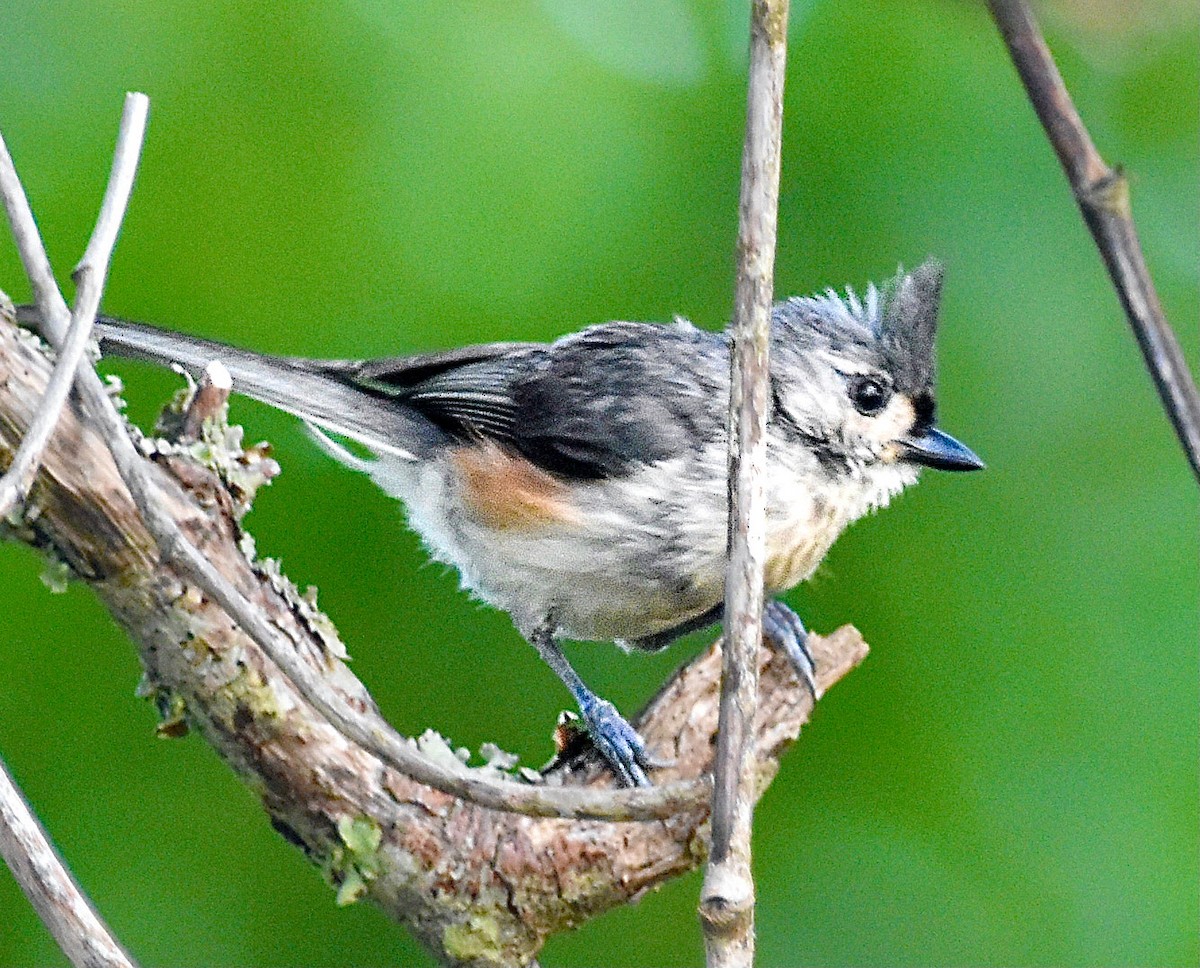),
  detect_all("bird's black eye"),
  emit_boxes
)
[850,376,891,416]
